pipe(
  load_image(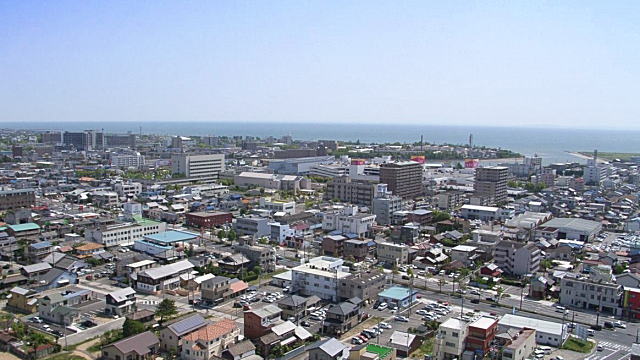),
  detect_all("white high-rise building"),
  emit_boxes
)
[172,153,225,178]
